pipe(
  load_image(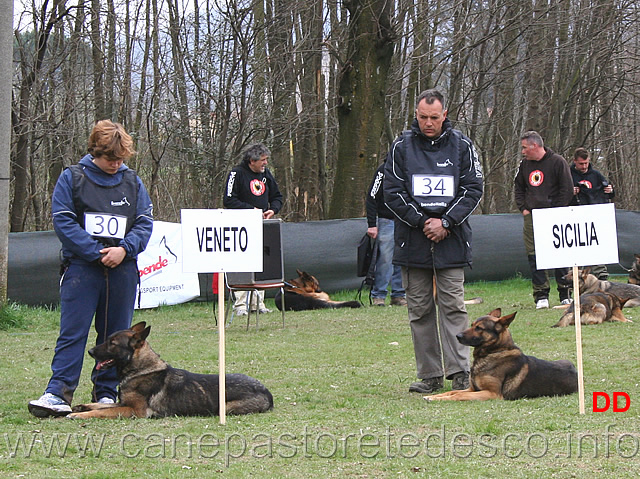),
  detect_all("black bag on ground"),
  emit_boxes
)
[357,234,376,277]
[356,234,378,304]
